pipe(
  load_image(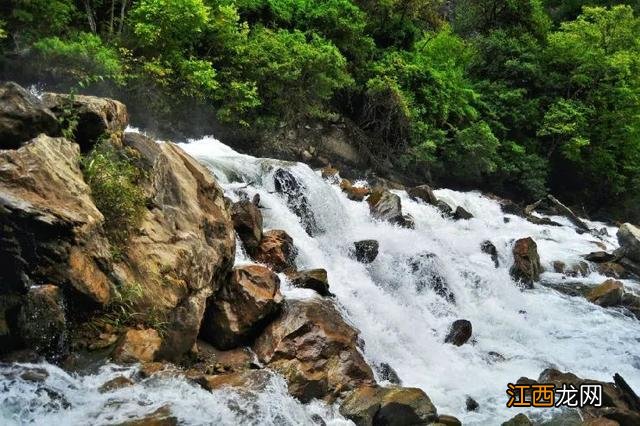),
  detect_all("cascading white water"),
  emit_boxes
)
[180,136,640,425]
[3,133,639,425]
